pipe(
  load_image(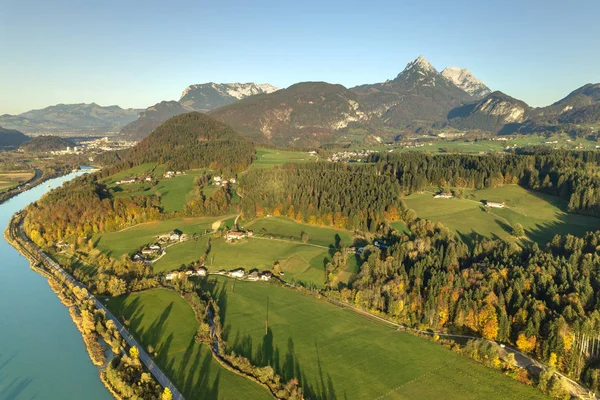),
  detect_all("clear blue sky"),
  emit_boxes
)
[1,0,599,114]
